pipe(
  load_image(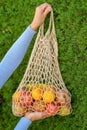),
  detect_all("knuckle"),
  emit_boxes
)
[36,6,41,11]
